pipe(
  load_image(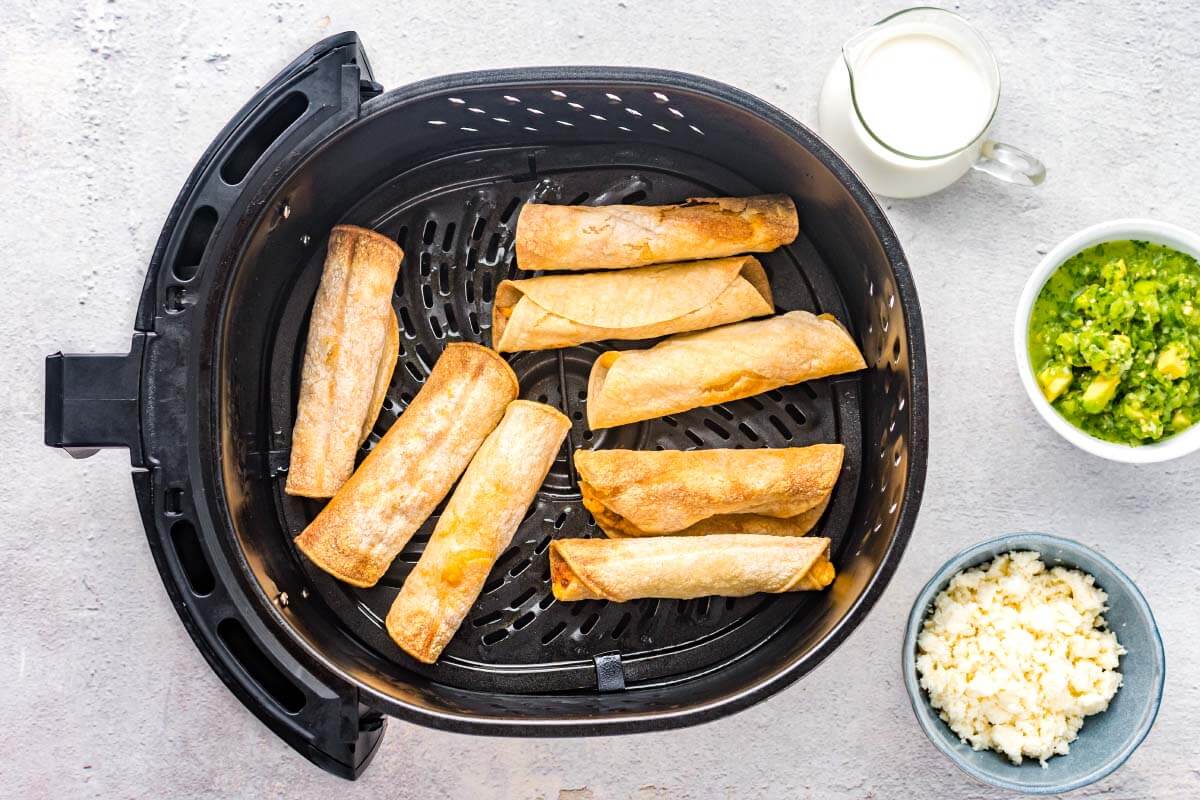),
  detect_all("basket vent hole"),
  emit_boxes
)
[541,622,567,644]
[217,618,306,714]
[508,558,533,577]
[568,191,590,205]
[471,217,487,241]
[422,220,437,245]
[419,252,432,276]
[577,390,587,401]
[441,222,456,252]
[500,197,521,223]
[170,519,214,596]
[404,361,424,382]
[513,611,537,630]
[172,205,218,281]
[396,225,409,247]
[712,404,735,420]
[554,510,569,529]
[688,124,705,135]
[784,403,807,426]
[438,265,451,295]
[414,343,434,371]
[738,422,759,441]
[622,190,648,204]
[398,307,416,336]
[662,415,679,428]
[486,233,502,263]
[482,576,506,595]
[481,629,510,645]
[468,311,481,334]
[421,284,434,309]
[668,107,684,118]
[534,535,552,554]
[611,612,632,638]
[745,396,765,411]
[684,429,704,447]
[652,92,670,103]
[605,93,622,103]
[429,316,443,339]
[578,613,601,635]
[472,610,504,628]
[767,415,792,440]
[703,419,731,440]
[571,411,583,421]
[443,304,459,334]
[220,91,308,185]
[582,430,594,441]
[510,587,538,609]
[892,337,902,362]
